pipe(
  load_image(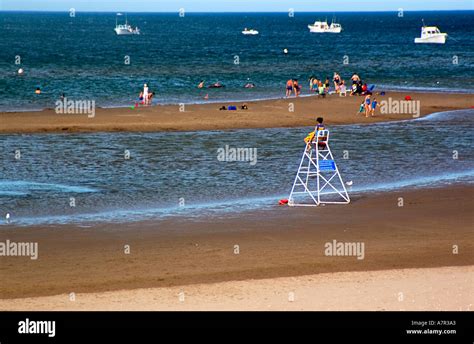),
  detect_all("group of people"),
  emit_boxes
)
[138,83,155,106]
[358,94,378,117]
[286,72,374,98]
[349,74,373,96]
[309,76,332,97]
[286,79,302,97]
